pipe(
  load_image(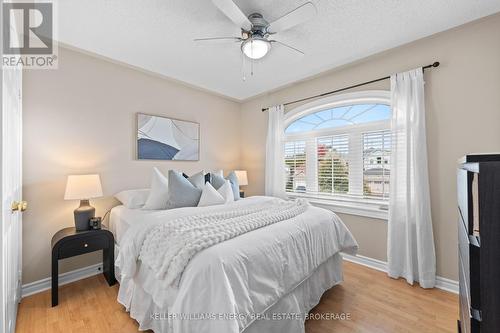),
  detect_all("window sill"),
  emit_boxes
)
[287,194,388,220]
